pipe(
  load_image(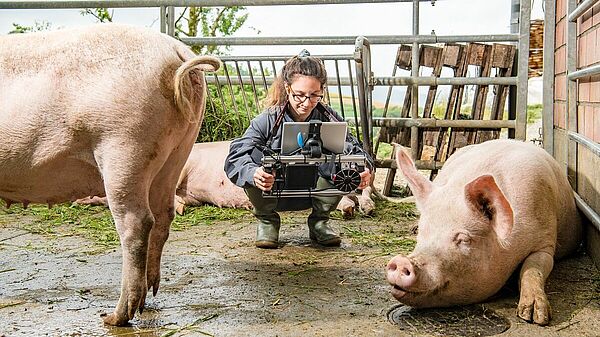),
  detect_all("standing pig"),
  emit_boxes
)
[0,24,220,326]
[386,139,582,325]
